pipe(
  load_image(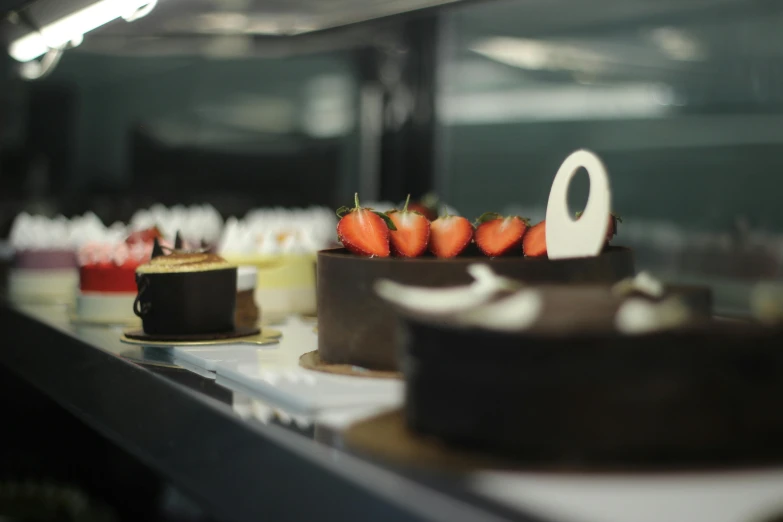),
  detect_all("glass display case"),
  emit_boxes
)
[435,0,783,314]
[3,0,779,314]
[4,1,783,520]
